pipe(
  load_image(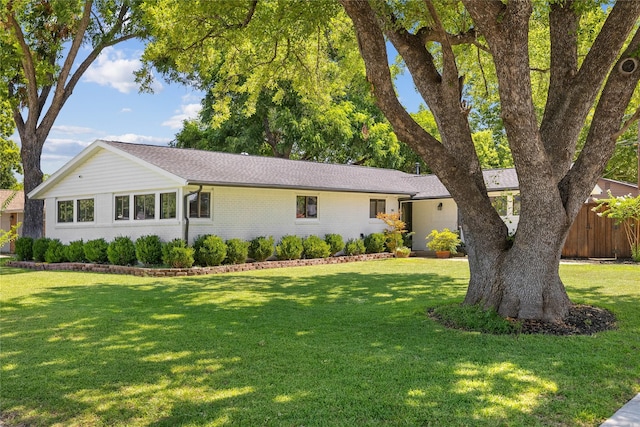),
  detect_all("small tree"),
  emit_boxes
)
[592,192,640,262]
[376,212,408,253]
